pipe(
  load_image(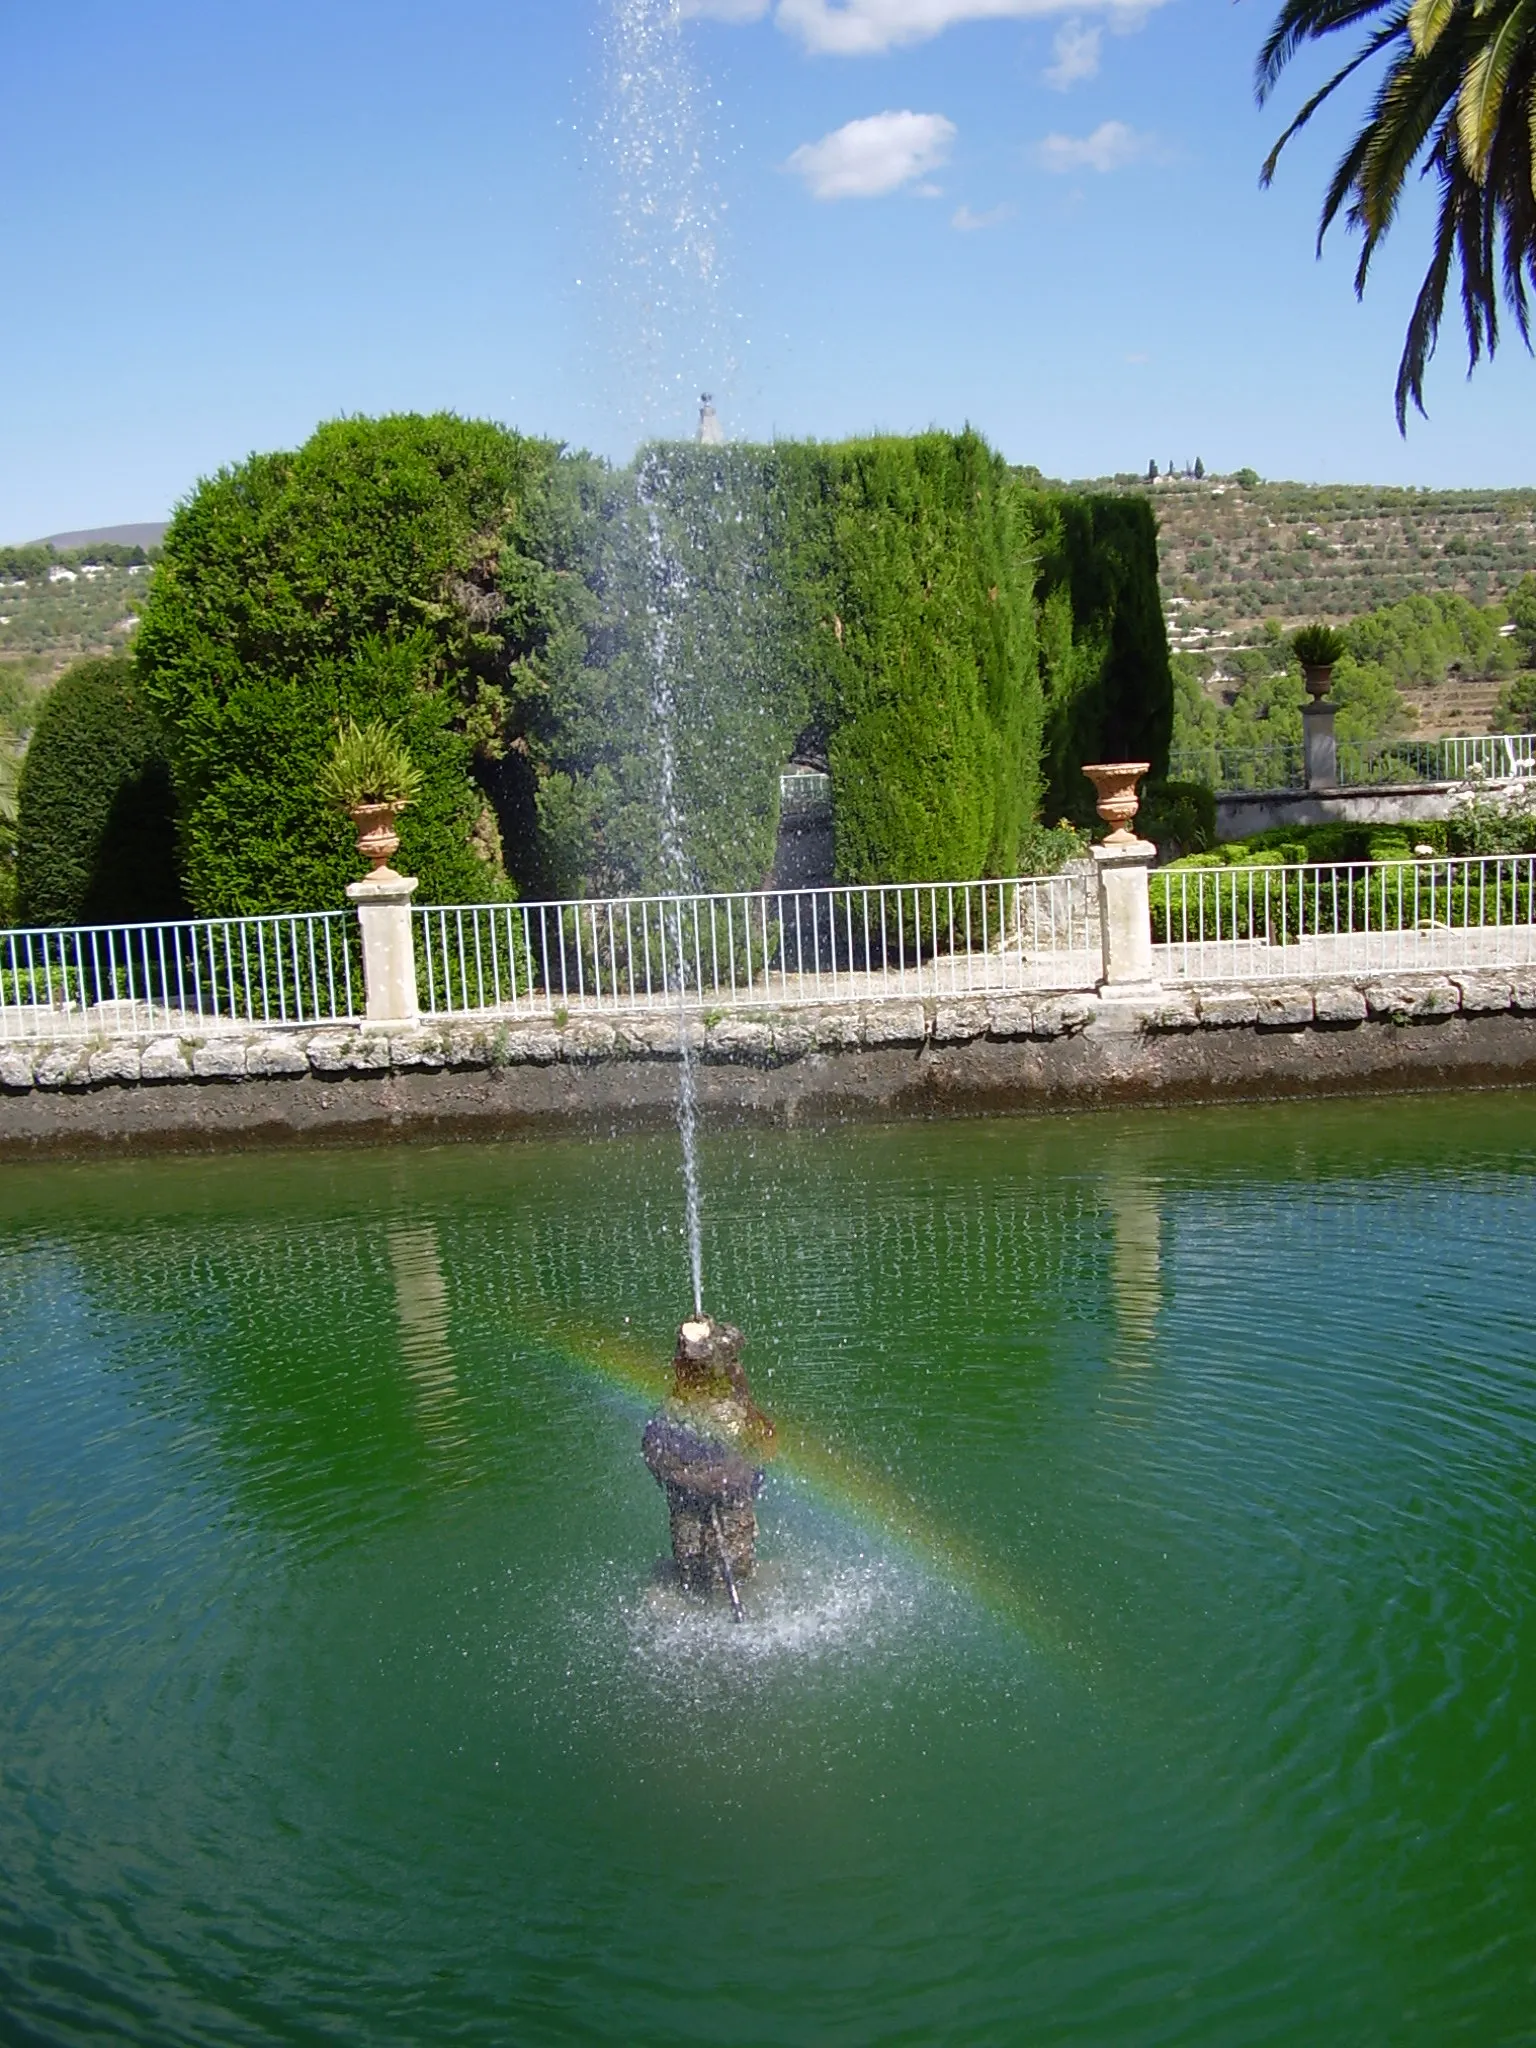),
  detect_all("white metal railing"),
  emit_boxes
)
[1171,732,1536,796]
[415,875,1099,1018]
[779,768,833,817]
[0,911,361,1044]
[1152,854,1536,982]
